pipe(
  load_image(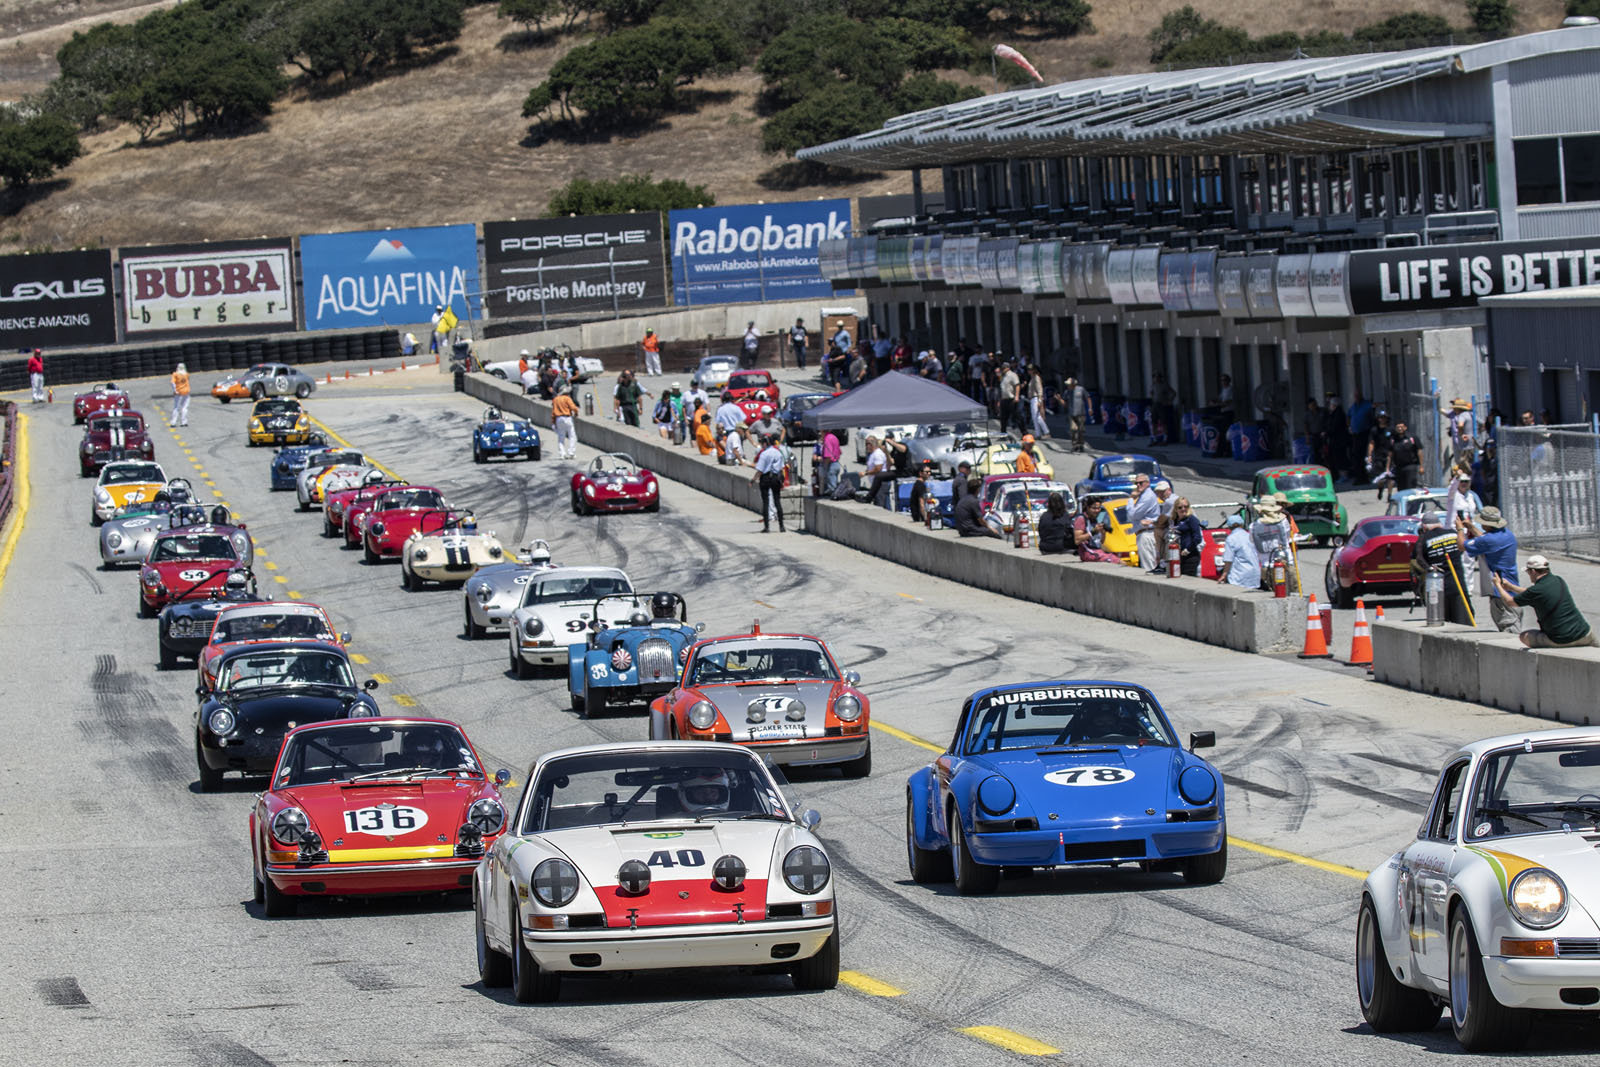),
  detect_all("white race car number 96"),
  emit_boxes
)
[177,568,212,582]
[343,806,428,835]
[1044,766,1135,786]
